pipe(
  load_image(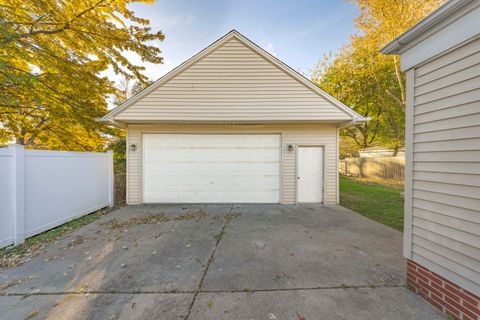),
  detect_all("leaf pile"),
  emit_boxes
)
[103,209,207,230]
